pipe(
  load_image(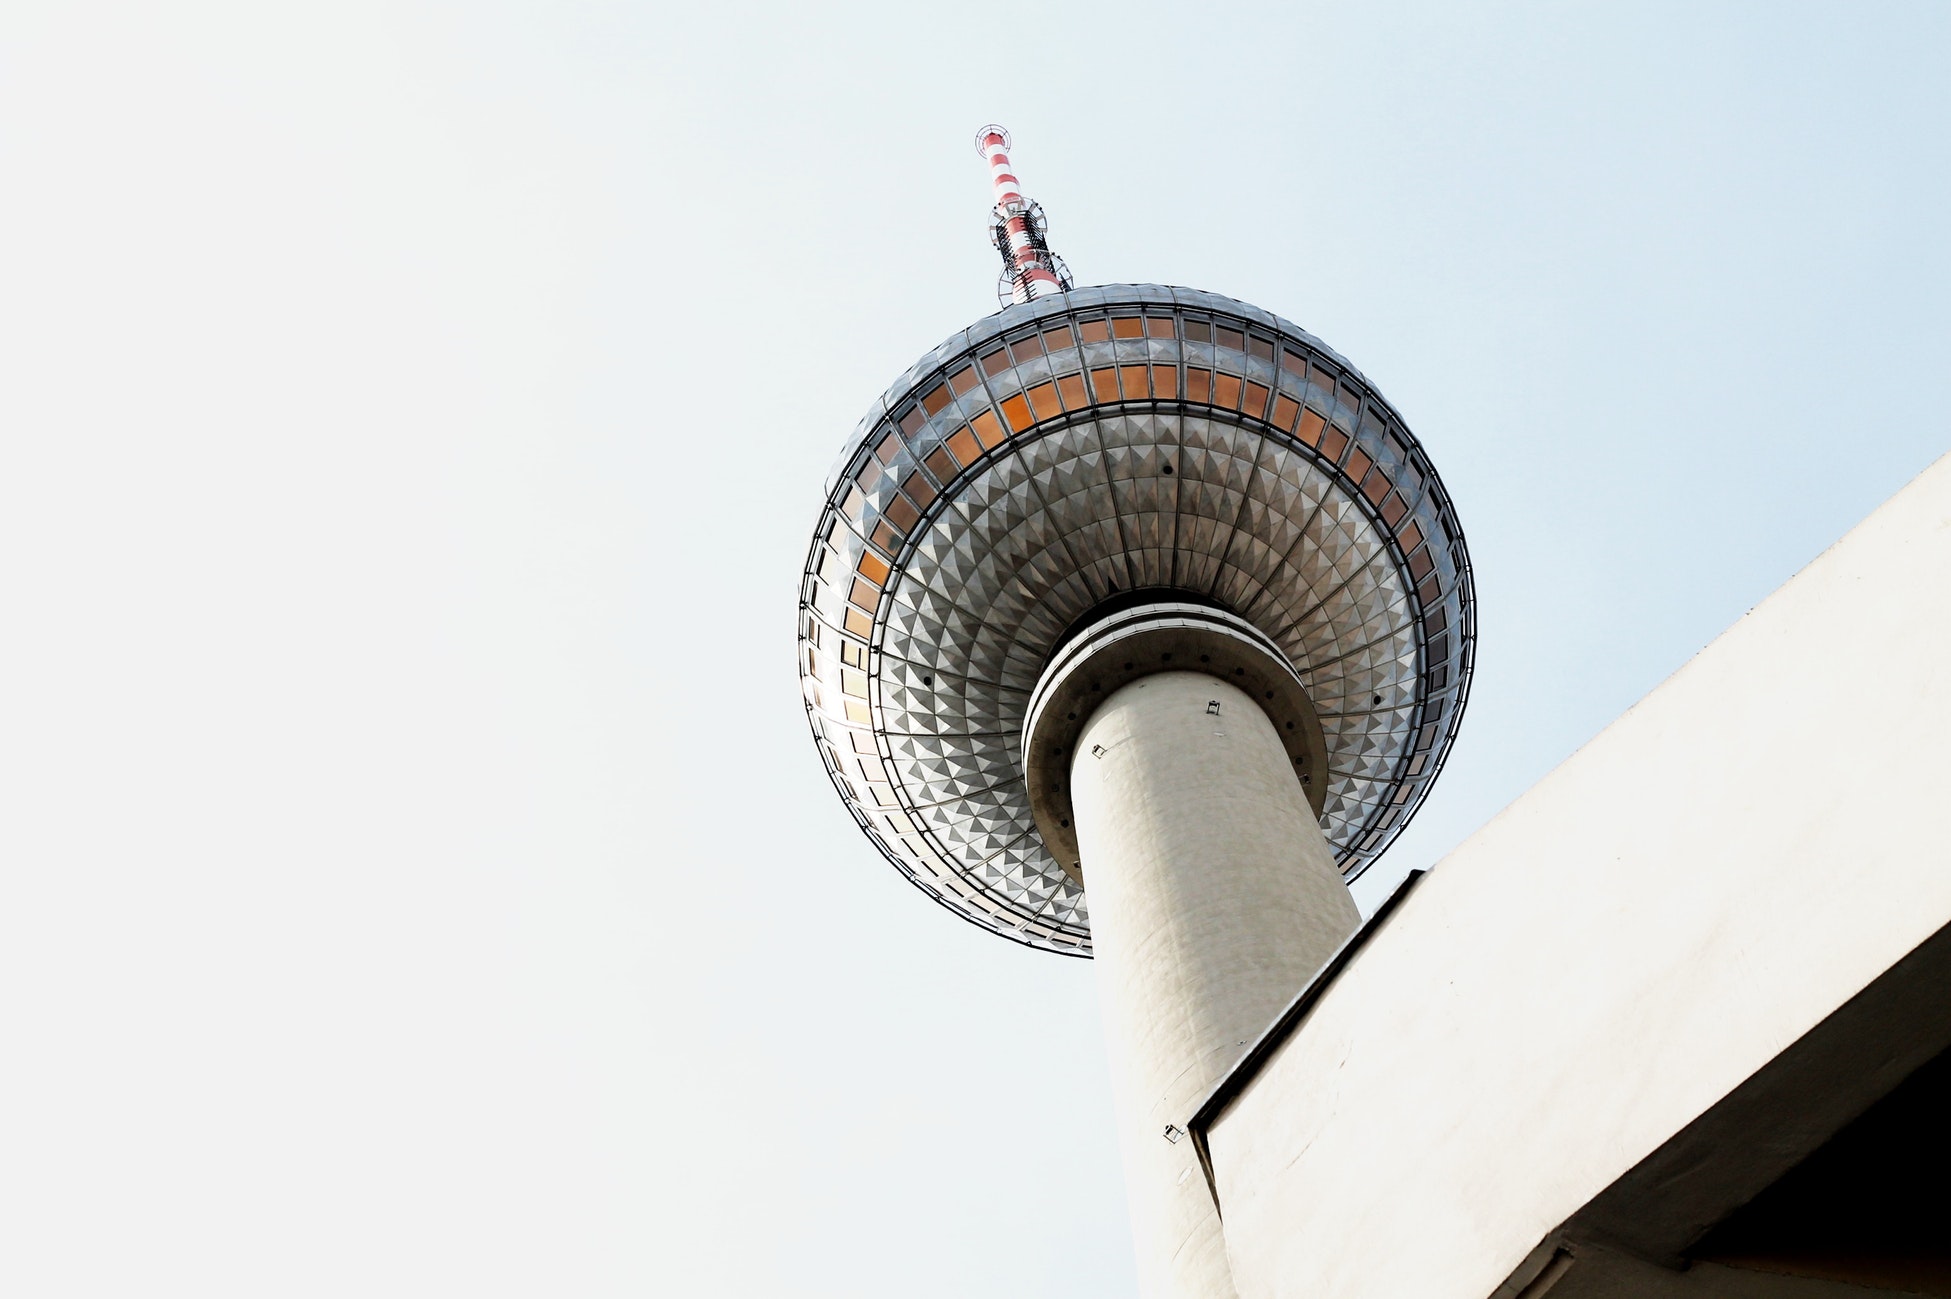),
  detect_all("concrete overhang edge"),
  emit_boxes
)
[1184,868,1430,1216]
